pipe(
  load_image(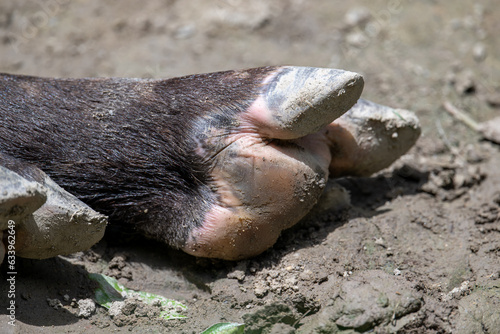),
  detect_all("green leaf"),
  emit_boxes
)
[88,273,187,320]
[201,322,245,334]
